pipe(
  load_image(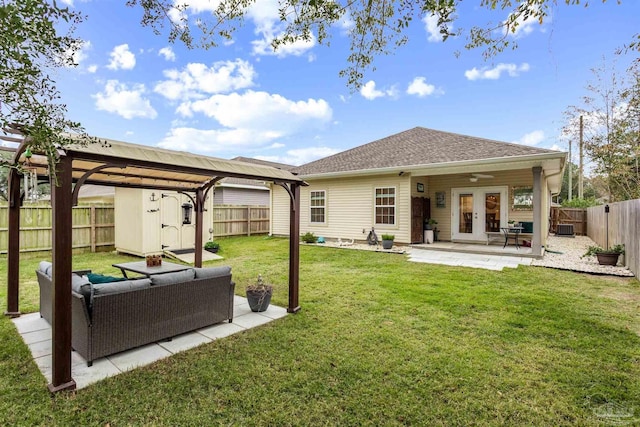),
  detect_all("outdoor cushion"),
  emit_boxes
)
[87,273,126,284]
[150,269,196,286]
[194,266,231,279]
[39,261,53,277]
[92,278,152,296]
